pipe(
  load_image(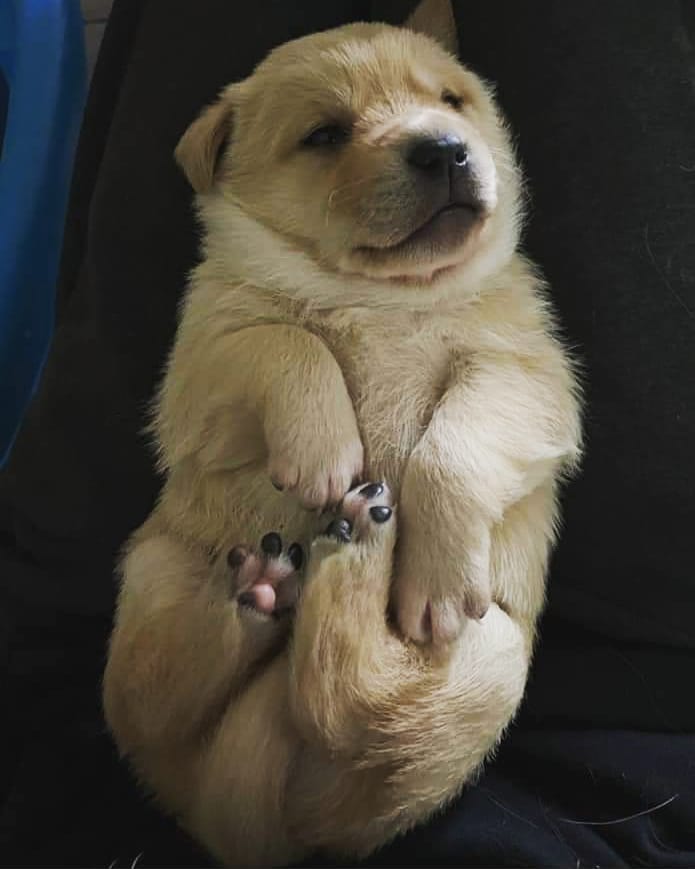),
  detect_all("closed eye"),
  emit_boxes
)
[441,90,464,110]
[302,124,351,147]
